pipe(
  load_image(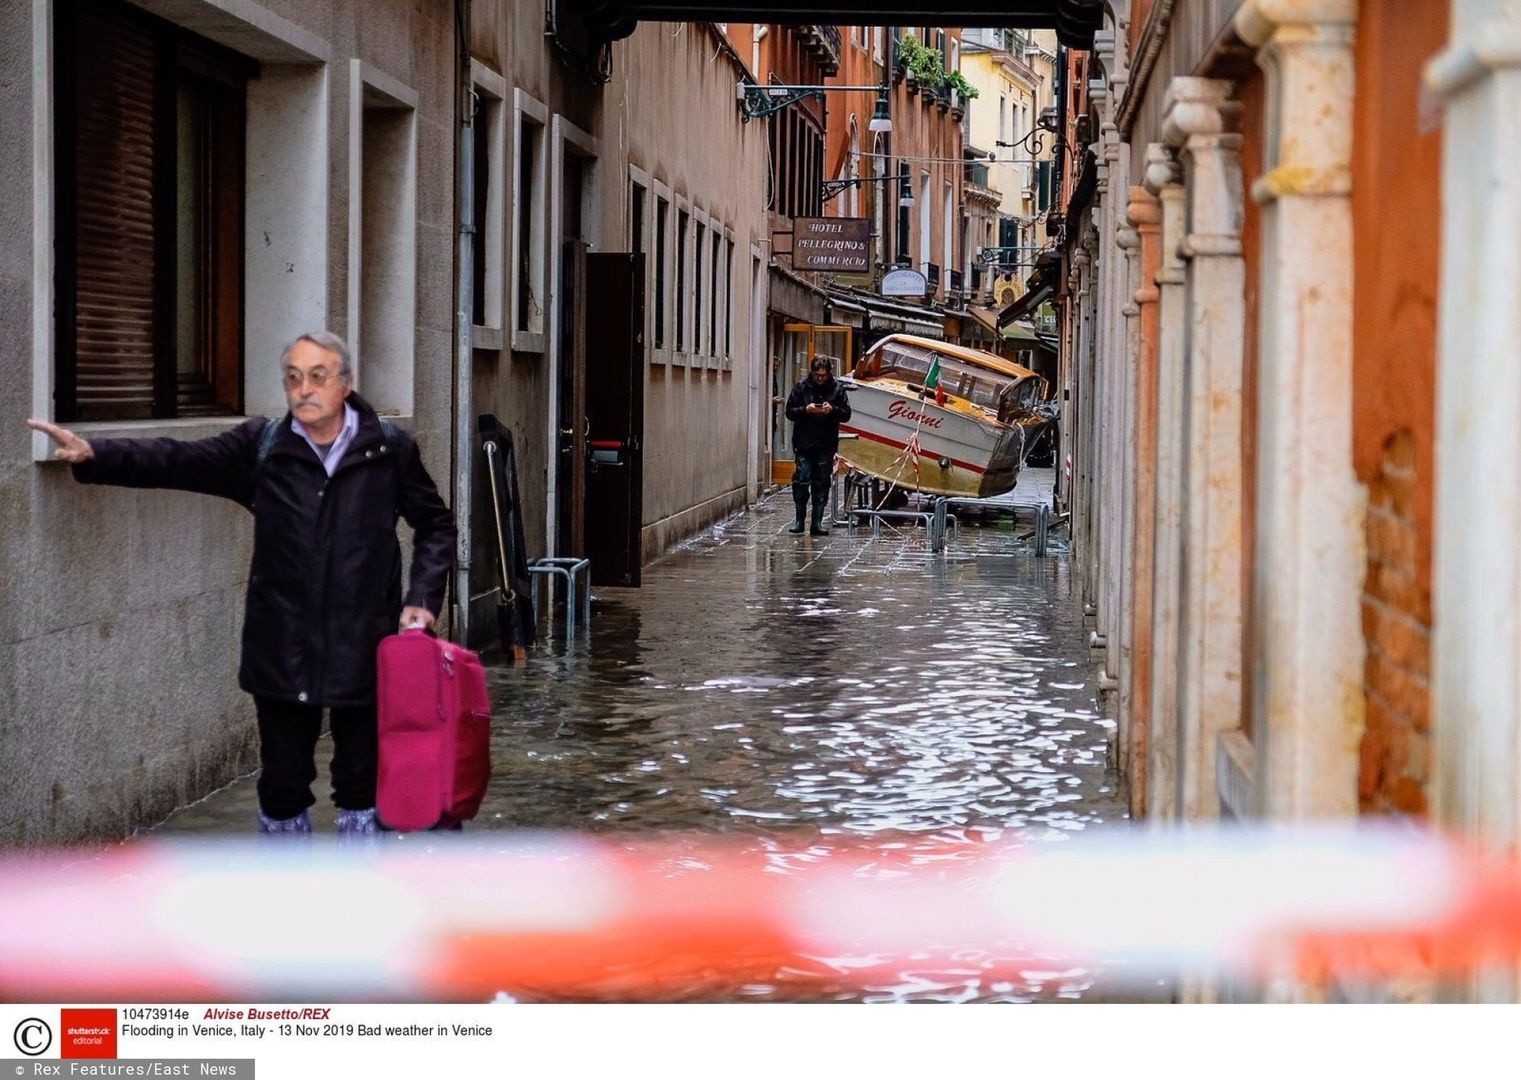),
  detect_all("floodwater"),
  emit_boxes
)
[157,470,1160,1002]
